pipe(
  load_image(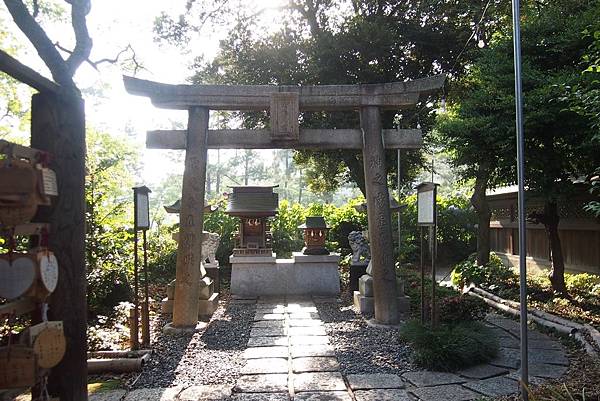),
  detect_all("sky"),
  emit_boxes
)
[2,0,290,186]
